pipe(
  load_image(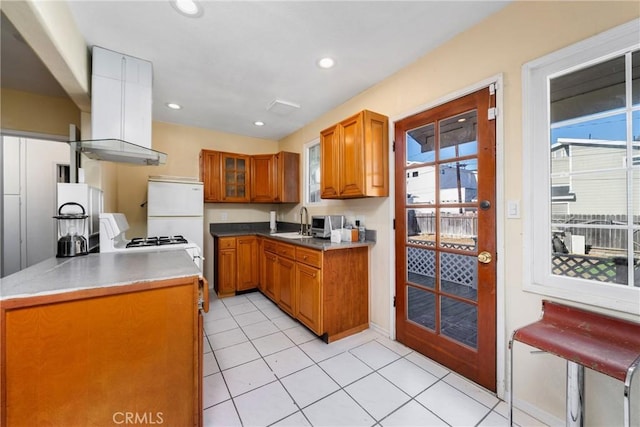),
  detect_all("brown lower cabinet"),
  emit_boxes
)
[296,262,322,334]
[0,276,205,426]
[261,237,369,342]
[214,236,258,297]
